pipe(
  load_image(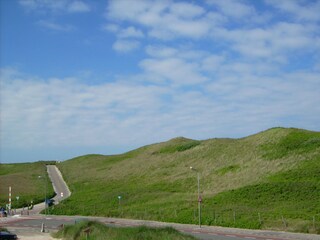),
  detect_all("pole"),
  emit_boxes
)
[45,168,48,216]
[9,186,12,212]
[190,167,201,228]
[197,172,201,228]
